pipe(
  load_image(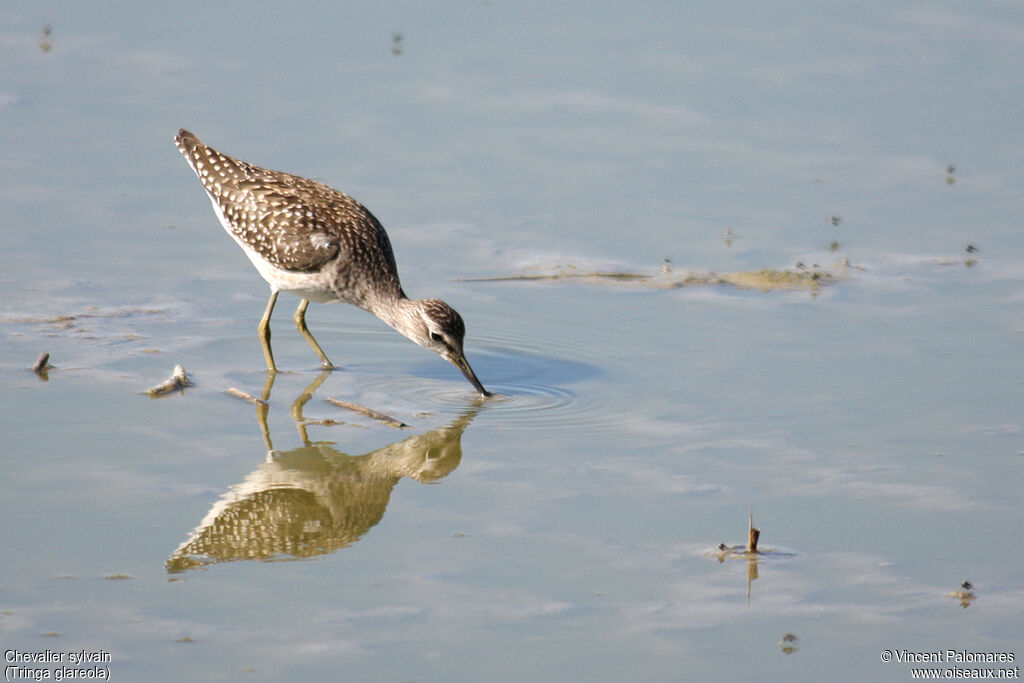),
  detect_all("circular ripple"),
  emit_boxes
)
[278,323,627,437]
[478,381,612,435]
[358,351,619,438]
